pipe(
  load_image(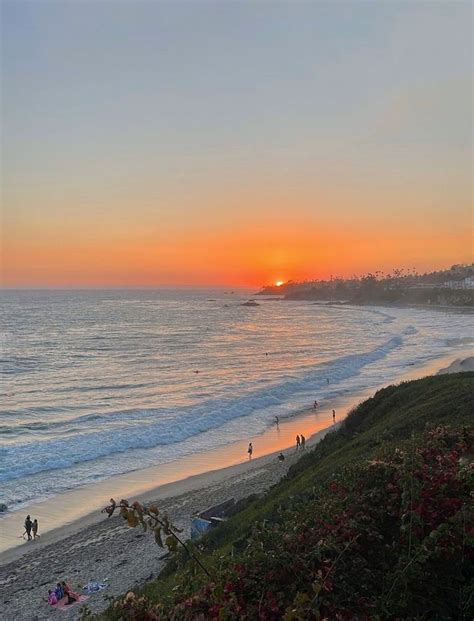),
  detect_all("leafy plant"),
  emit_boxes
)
[102,499,211,578]
[94,374,473,620]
